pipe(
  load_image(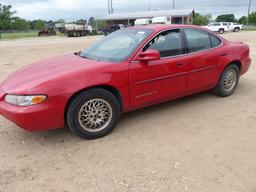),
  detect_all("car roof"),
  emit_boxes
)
[128,24,207,32]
